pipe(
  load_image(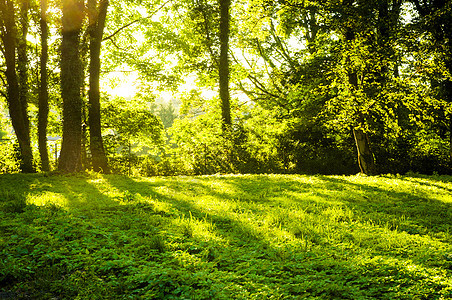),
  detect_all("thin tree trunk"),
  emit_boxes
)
[0,0,34,173]
[18,0,29,132]
[445,74,452,166]
[17,0,34,173]
[88,0,110,173]
[219,0,231,130]
[80,27,90,170]
[58,0,85,173]
[38,0,50,171]
[450,113,452,165]
[444,50,452,168]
